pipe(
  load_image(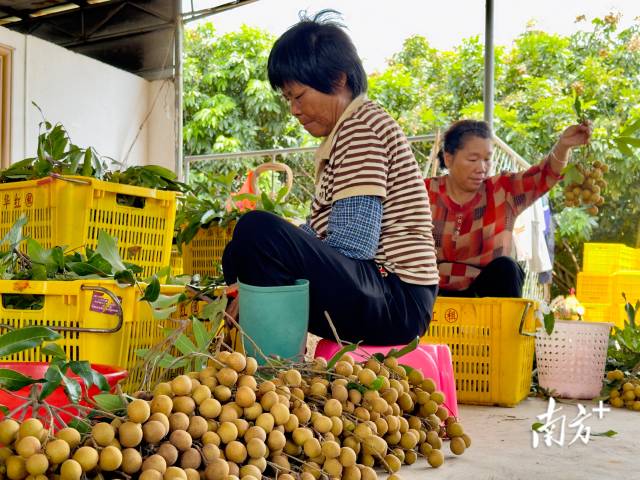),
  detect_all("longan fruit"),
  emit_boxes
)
[119,422,143,448]
[0,419,19,445]
[171,376,193,396]
[25,453,48,475]
[427,449,444,468]
[72,446,99,472]
[99,446,123,471]
[59,459,82,480]
[180,448,201,470]
[121,448,143,474]
[128,399,151,423]
[225,440,247,464]
[169,430,192,452]
[204,458,229,480]
[142,454,167,474]
[18,419,43,440]
[16,436,41,458]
